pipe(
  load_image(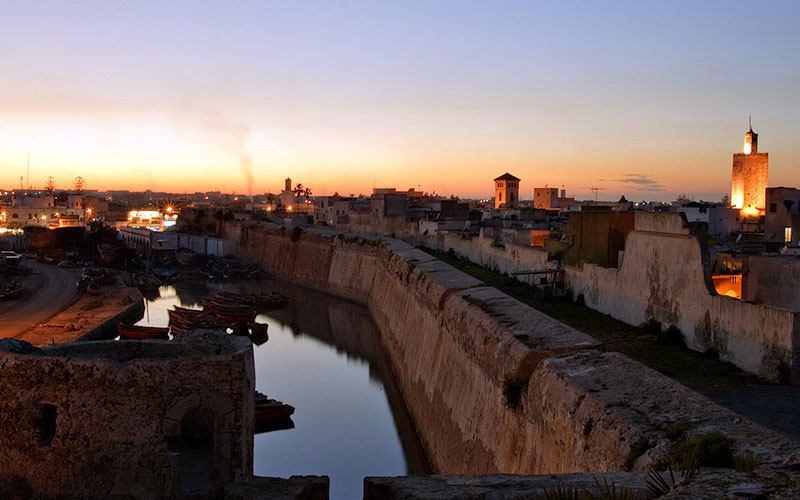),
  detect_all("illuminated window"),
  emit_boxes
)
[785,227,792,243]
